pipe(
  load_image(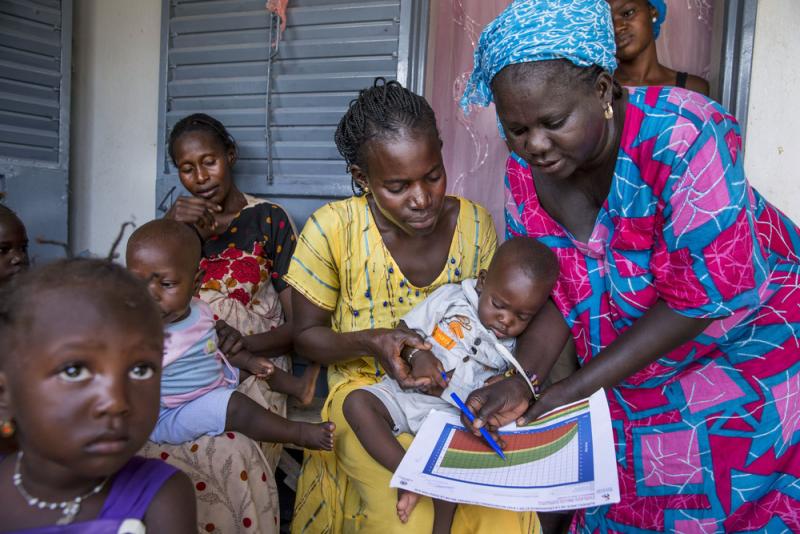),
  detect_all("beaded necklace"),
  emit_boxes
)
[13,451,110,525]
